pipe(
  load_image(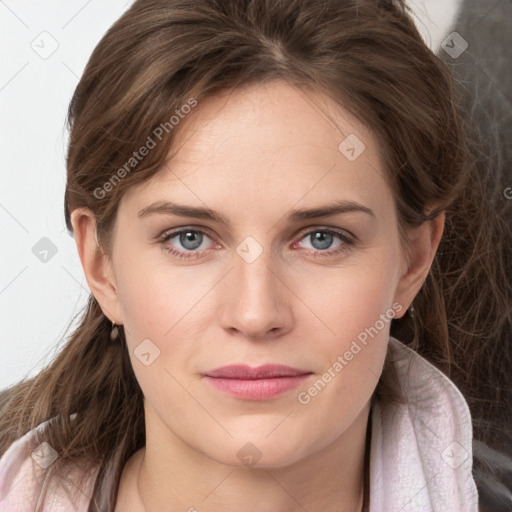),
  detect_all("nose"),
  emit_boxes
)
[219,246,293,341]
